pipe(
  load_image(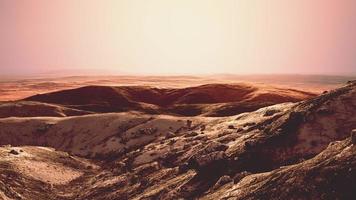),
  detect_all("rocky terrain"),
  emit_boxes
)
[0,81,355,200]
